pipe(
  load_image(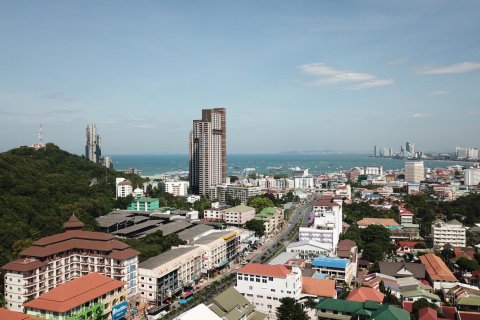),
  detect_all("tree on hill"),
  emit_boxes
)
[362,242,385,262]
[456,257,480,272]
[276,297,309,320]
